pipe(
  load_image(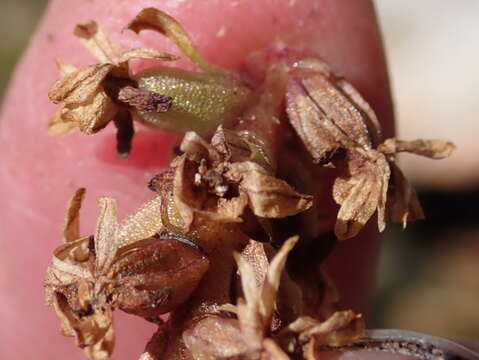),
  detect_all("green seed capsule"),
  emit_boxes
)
[134,67,253,135]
